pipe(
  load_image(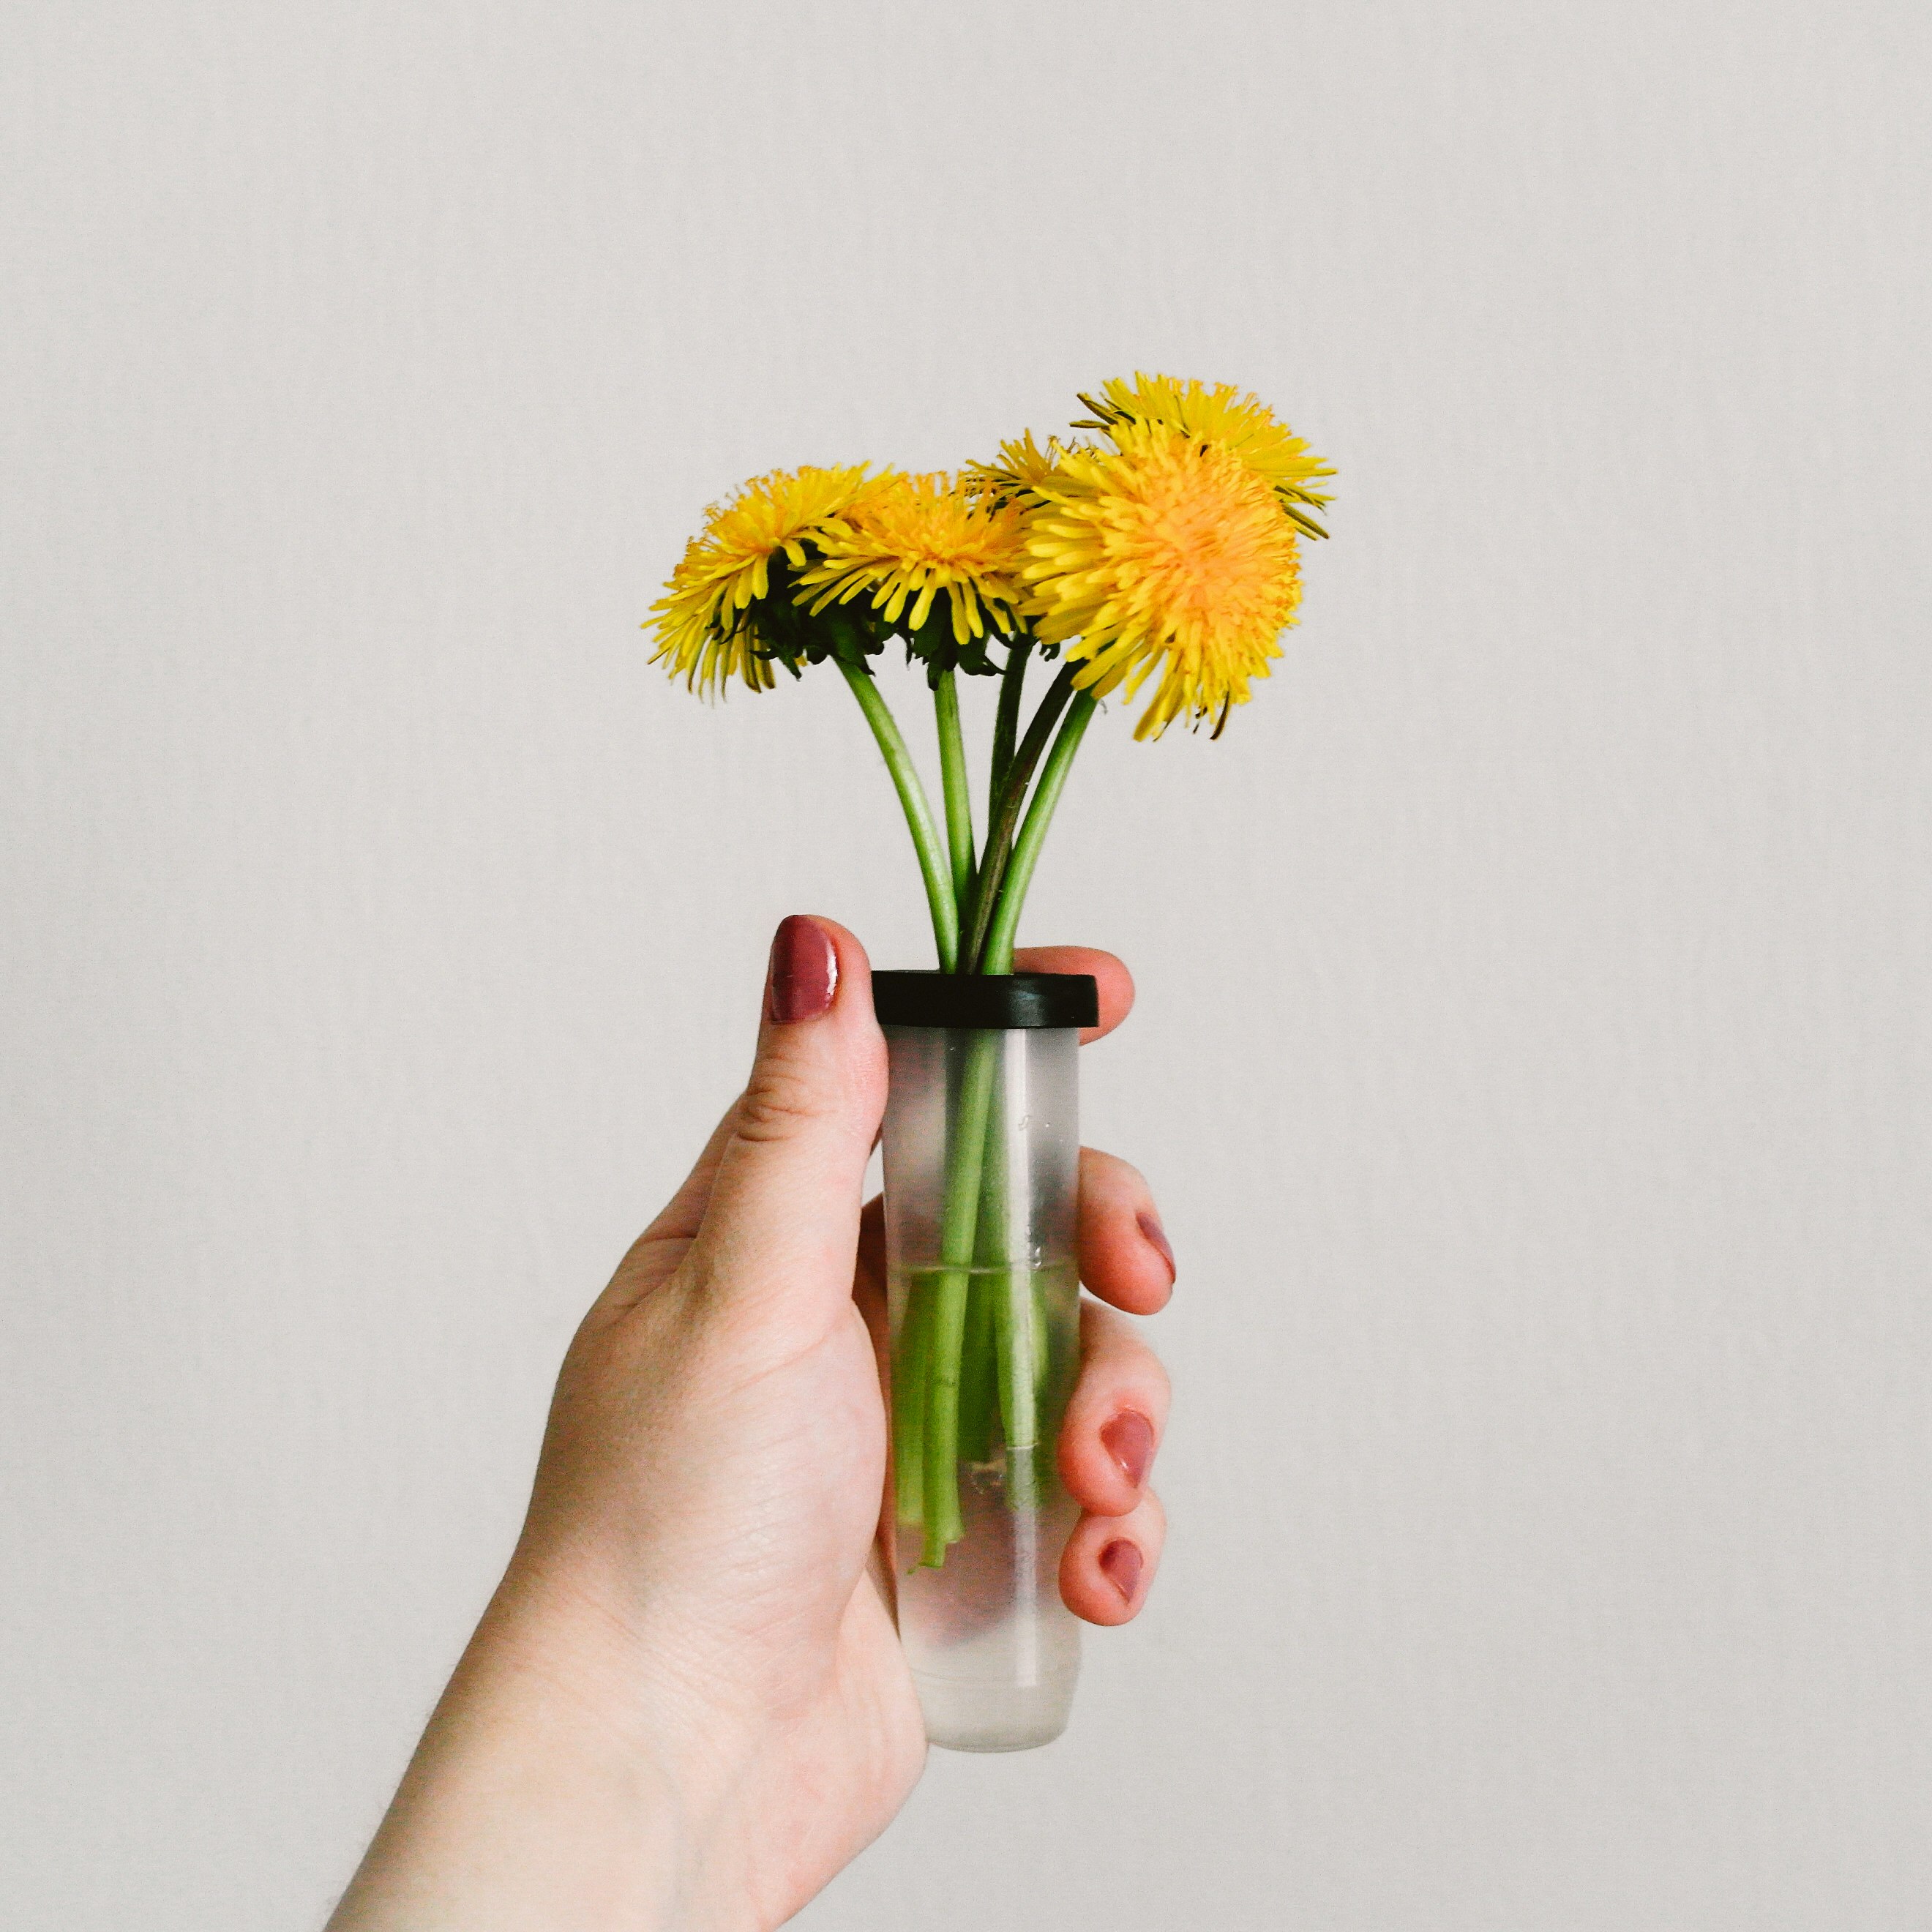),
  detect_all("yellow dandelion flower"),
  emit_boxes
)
[1022,420,1303,741]
[646,464,878,694]
[799,471,1027,646]
[962,430,1077,506]
[1075,372,1335,534]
